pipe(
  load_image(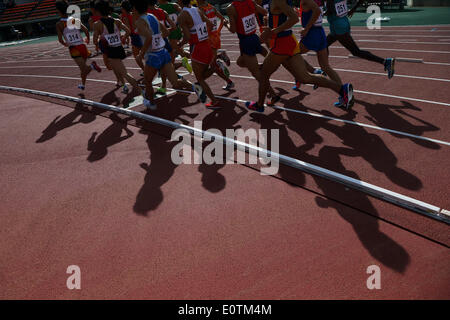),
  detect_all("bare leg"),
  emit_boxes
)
[192,61,217,104]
